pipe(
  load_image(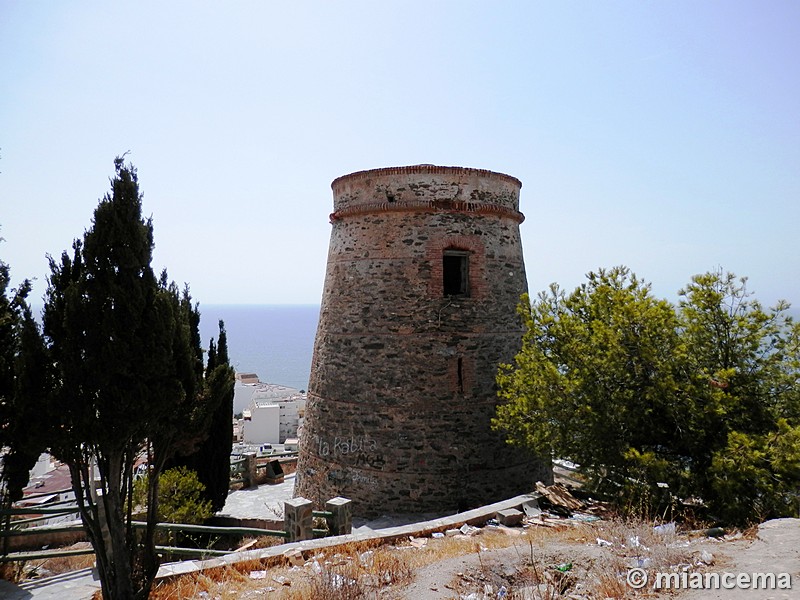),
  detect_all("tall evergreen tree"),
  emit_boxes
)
[42,158,224,600]
[202,321,235,511]
[0,256,50,508]
[0,257,26,501]
[170,320,234,512]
